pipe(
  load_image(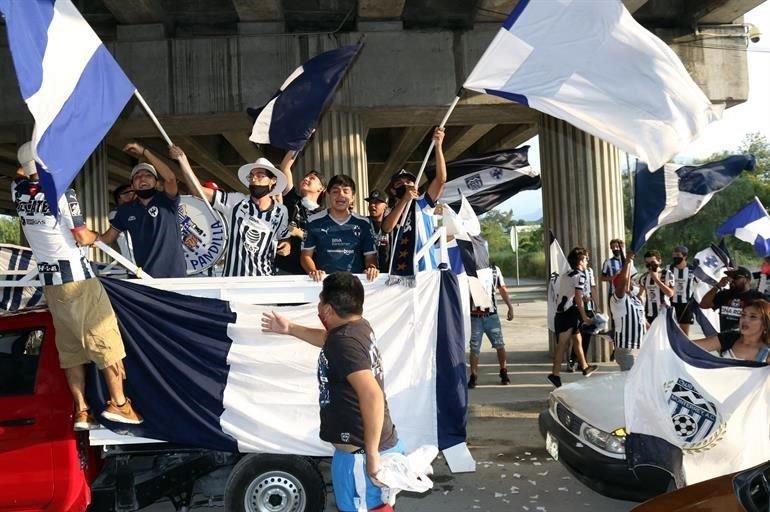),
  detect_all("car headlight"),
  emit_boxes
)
[548,394,558,415]
[582,425,626,455]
